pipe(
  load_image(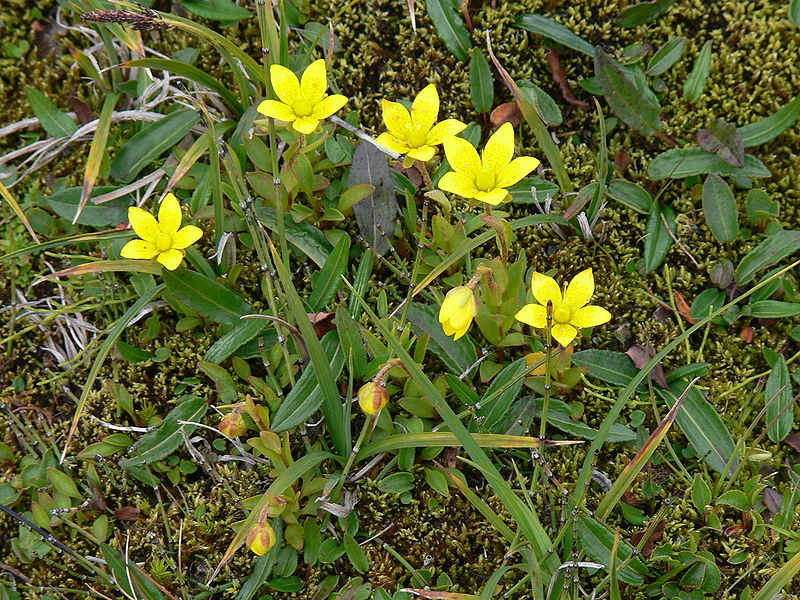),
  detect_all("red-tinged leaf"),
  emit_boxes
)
[630,518,665,556]
[114,506,140,521]
[763,488,782,514]
[697,118,744,168]
[490,101,521,128]
[625,344,668,388]
[785,431,800,453]
[674,291,699,324]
